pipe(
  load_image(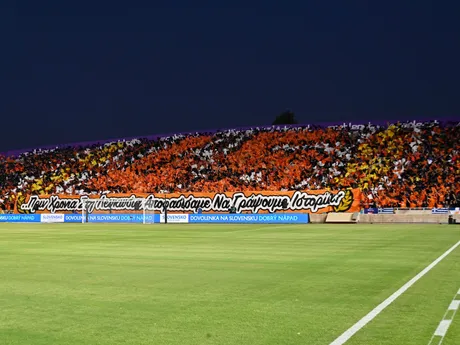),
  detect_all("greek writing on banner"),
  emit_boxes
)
[16,189,362,214]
